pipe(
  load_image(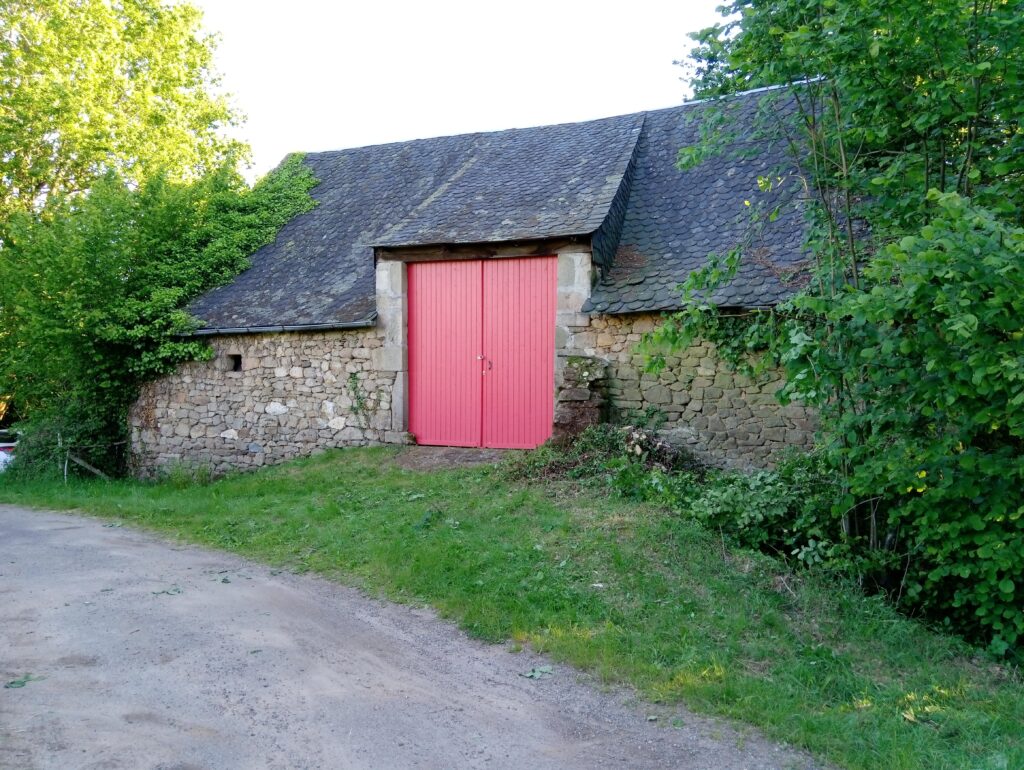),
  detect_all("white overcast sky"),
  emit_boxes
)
[191,0,724,178]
